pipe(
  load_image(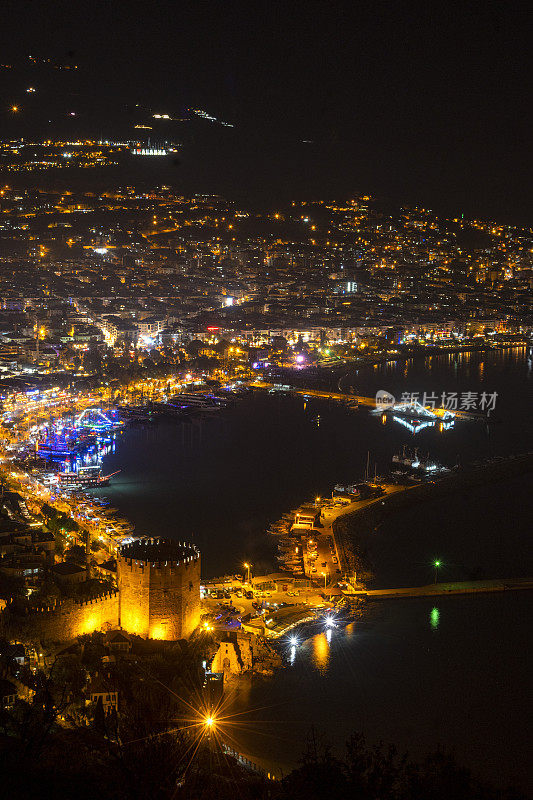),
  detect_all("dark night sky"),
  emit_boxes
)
[1,1,532,221]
